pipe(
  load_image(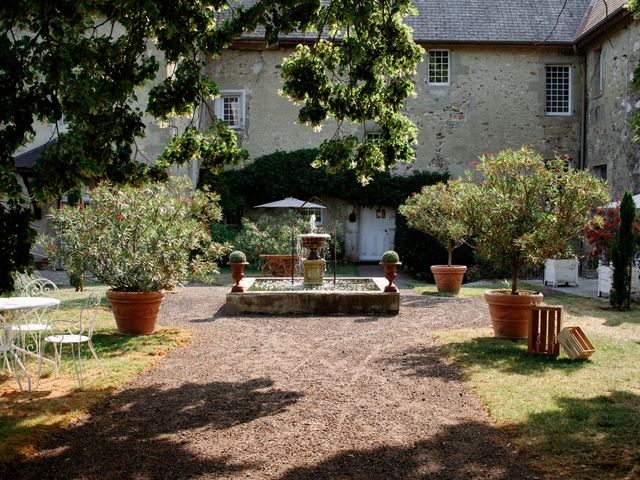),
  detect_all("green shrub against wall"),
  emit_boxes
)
[199,149,449,218]
[200,148,448,271]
